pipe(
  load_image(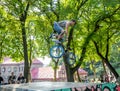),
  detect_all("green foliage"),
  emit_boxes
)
[0,0,120,79]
